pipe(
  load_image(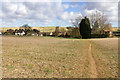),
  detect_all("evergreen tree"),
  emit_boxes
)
[79,17,91,38]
